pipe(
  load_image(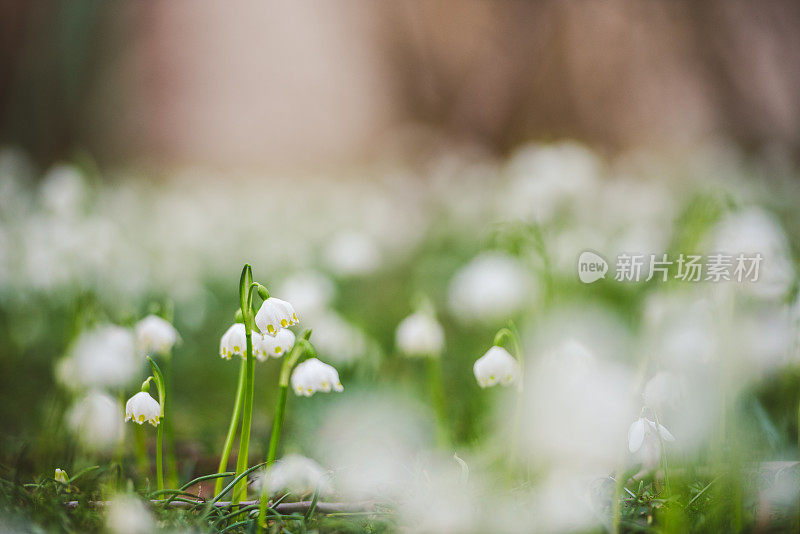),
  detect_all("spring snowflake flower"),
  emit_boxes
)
[56,325,138,390]
[395,311,445,357]
[135,315,179,355]
[220,323,247,359]
[253,454,332,496]
[54,468,68,484]
[106,495,155,534]
[277,271,334,318]
[627,417,675,453]
[473,346,520,388]
[67,390,124,452]
[124,391,161,426]
[255,297,298,336]
[448,253,533,323]
[291,358,344,397]
[323,231,381,276]
[253,328,296,361]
